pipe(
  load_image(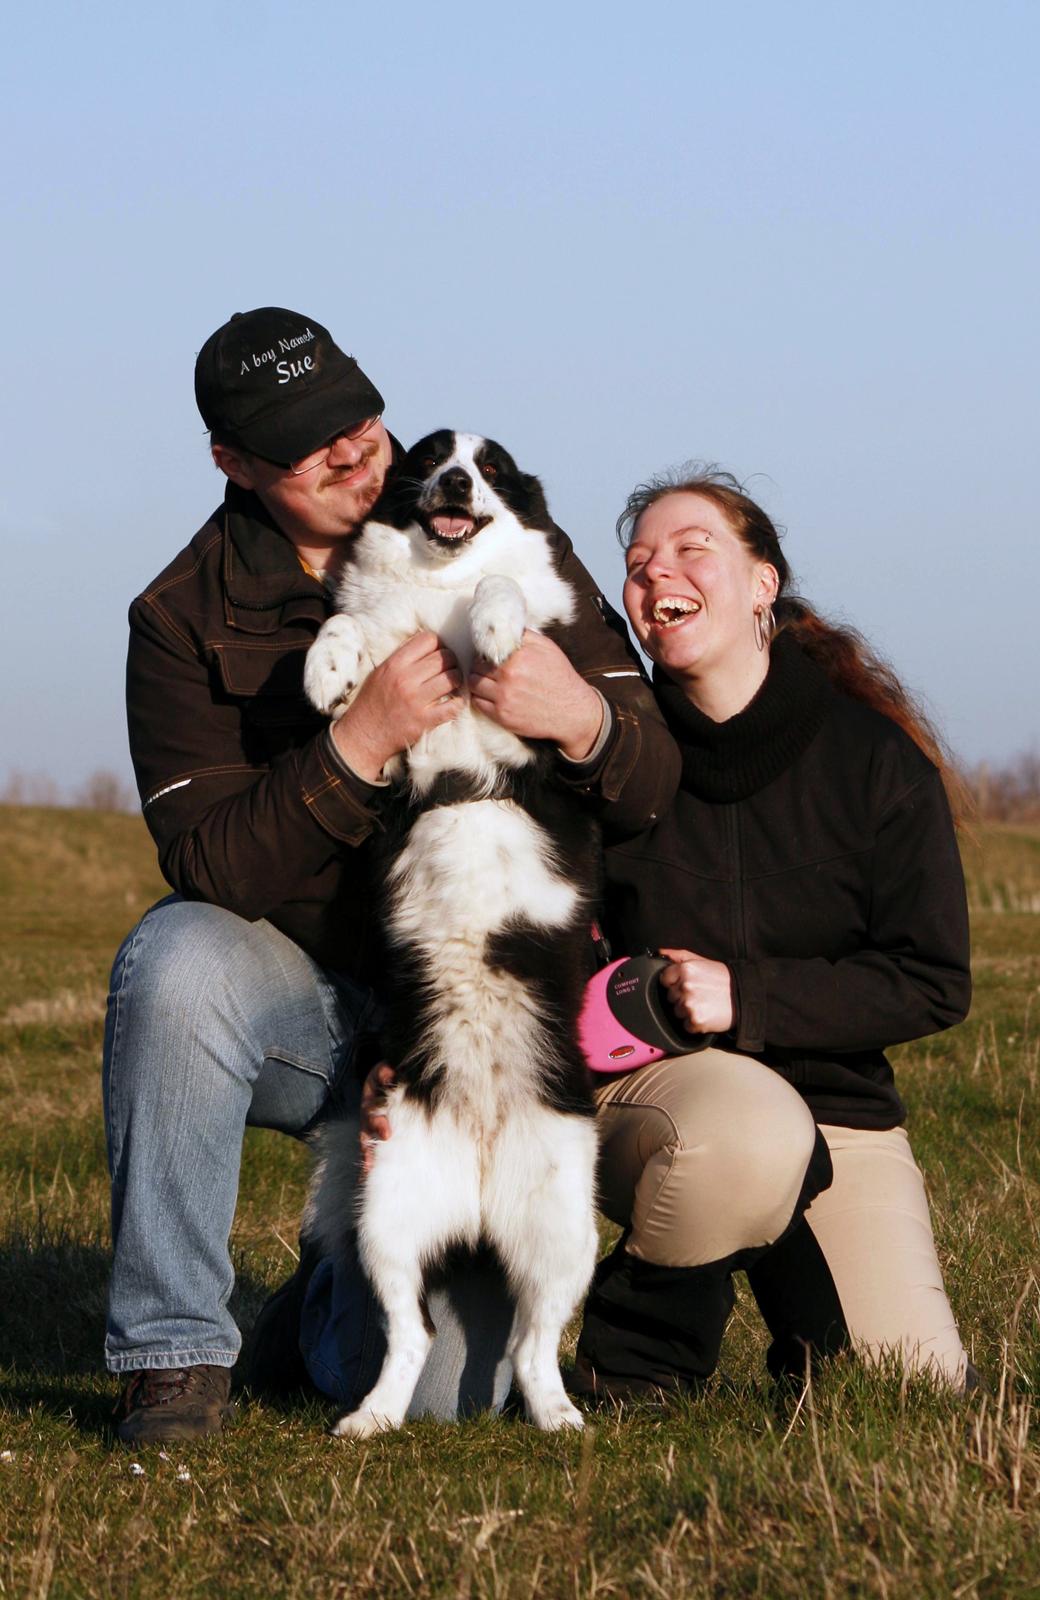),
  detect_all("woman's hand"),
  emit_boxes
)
[359,1061,397,1175]
[468,631,604,760]
[658,948,734,1035]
